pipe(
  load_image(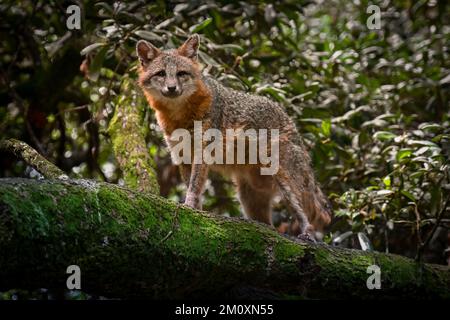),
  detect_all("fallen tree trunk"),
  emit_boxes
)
[0,178,449,299]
